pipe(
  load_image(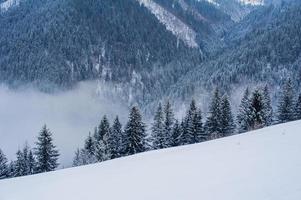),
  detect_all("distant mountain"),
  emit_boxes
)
[0,0,300,111]
[166,1,301,104]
